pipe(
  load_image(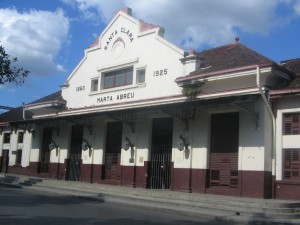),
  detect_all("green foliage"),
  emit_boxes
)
[182,86,201,98]
[0,45,29,85]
